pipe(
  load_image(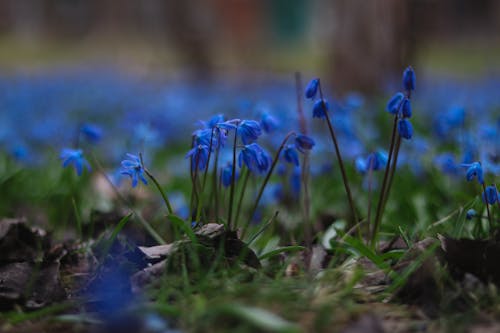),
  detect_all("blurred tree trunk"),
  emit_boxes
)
[330,0,416,95]
[164,0,214,80]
